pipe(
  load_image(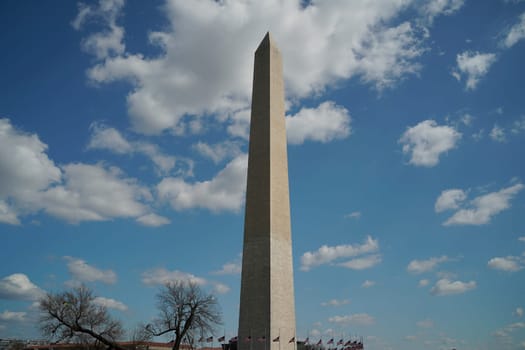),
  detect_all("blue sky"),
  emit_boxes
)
[1,0,525,349]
